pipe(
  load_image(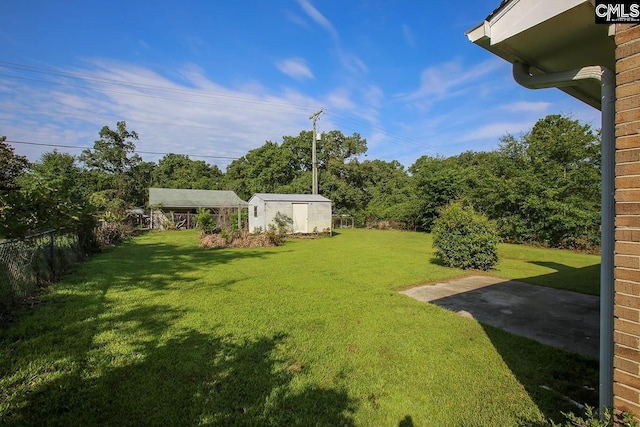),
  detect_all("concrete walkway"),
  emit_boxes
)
[400,276,599,358]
